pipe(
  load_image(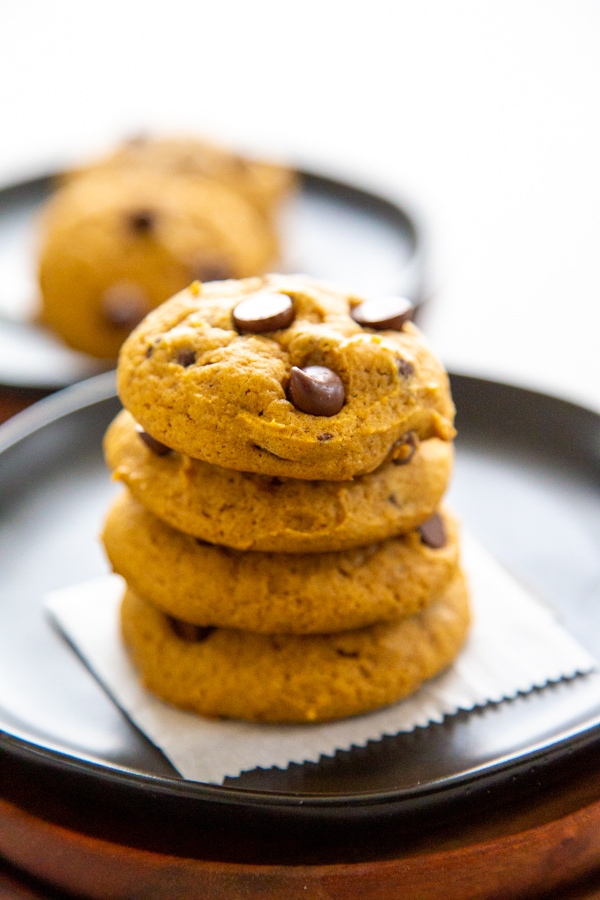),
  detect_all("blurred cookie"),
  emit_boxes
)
[104,408,453,552]
[66,134,296,218]
[102,490,460,633]
[37,168,279,358]
[120,570,470,723]
[116,274,455,480]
